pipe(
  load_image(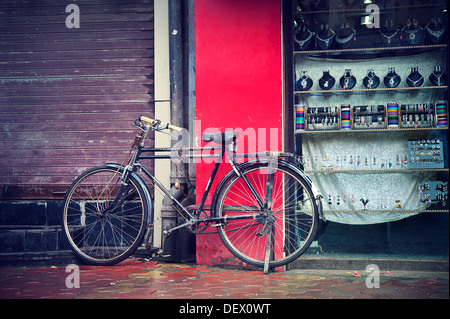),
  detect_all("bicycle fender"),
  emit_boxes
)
[105,163,154,222]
